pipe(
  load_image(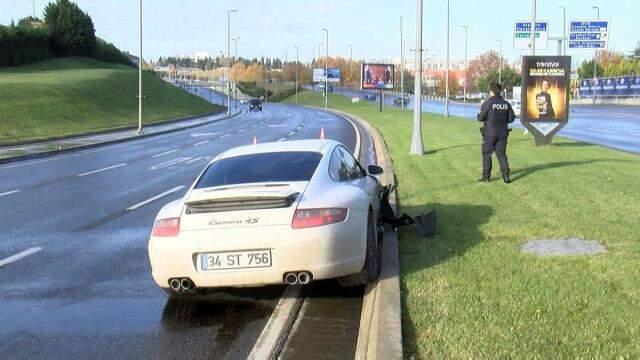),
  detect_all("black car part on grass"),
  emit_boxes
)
[379,184,436,239]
